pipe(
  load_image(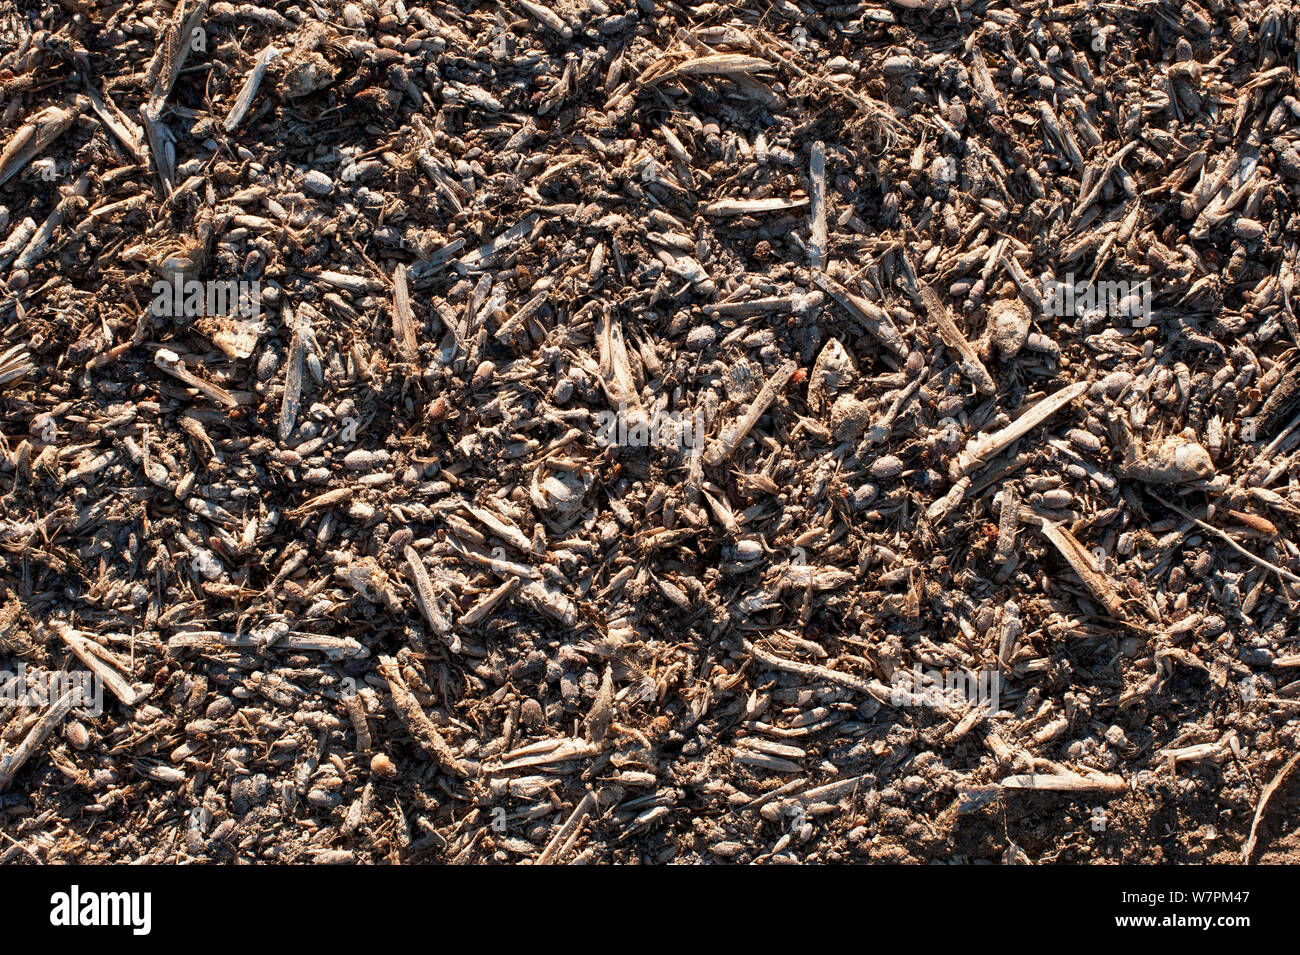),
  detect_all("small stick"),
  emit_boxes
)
[278,307,306,441]
[0,690,79,792]
[1038,520,1126,618]
[80,88,146,163]
[536,790,597,865]
[1001,772,1127,794]
[1149,492,1300,586]
[403,546,460,653]
[390,263,420,362]
[702,196,809,217]
[154,348,240,408]
[951,381,1088,478]
[917,281,996,396]
[224,45,280,133]
[1068,142,1138,227]
[747,641,893,706]
[377,655,466,777]
[0,343,34,391]
[1242,751,1300,863]
[812,272,909,359]
[58,626,141,706]
[705,361,796,466]
[808,141,827,269]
